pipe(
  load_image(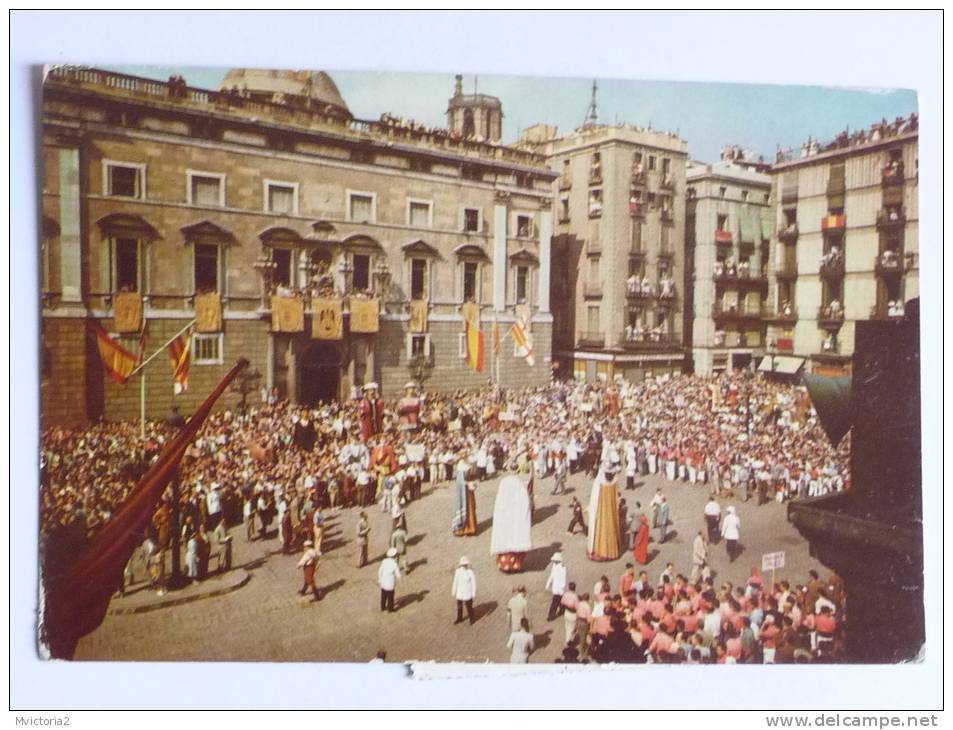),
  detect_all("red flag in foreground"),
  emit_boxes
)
[40,358,249,659]
[168,328,193,395]
[465,320,485,373]
[87,321,142,384]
